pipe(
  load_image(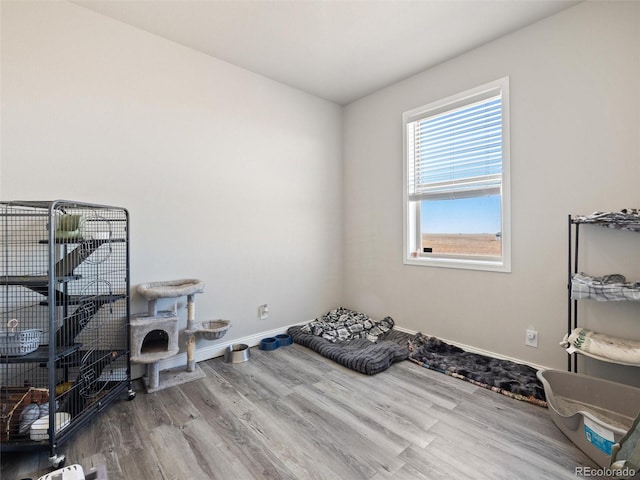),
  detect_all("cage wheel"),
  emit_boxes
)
[50,454,66,469]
